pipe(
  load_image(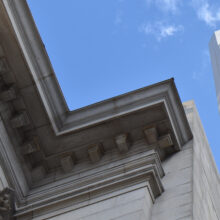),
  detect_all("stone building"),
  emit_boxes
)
[0,1,219,219]
[210,30,220,113]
